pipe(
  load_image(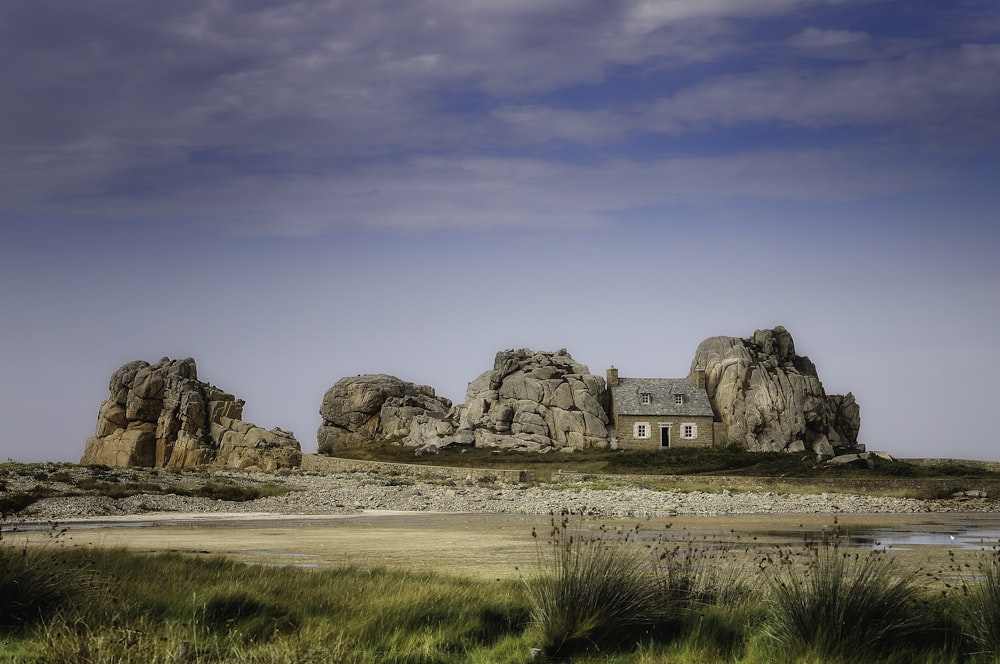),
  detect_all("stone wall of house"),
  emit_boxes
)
[612,414,716,450]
